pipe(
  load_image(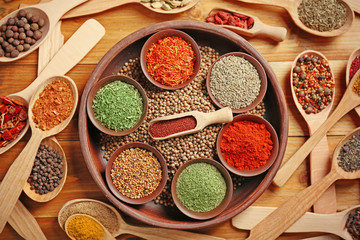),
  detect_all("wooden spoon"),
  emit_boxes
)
[207,8,287,42]
[234,0,354,37]
[0,19,105,155]
[246,127,360,240]
[346,47,360,116]
[149,107,233,140]
[233,205,357,239]
[290,50,336,213]
[0,76,78,232]
[8,200,47,240]
[65,214,116,240]
[272,69,360,187]
[23,137,67,202]
[345,0,360,14]
[58,198,225,240]
[61,0,199,19]
[0,0,88,62]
